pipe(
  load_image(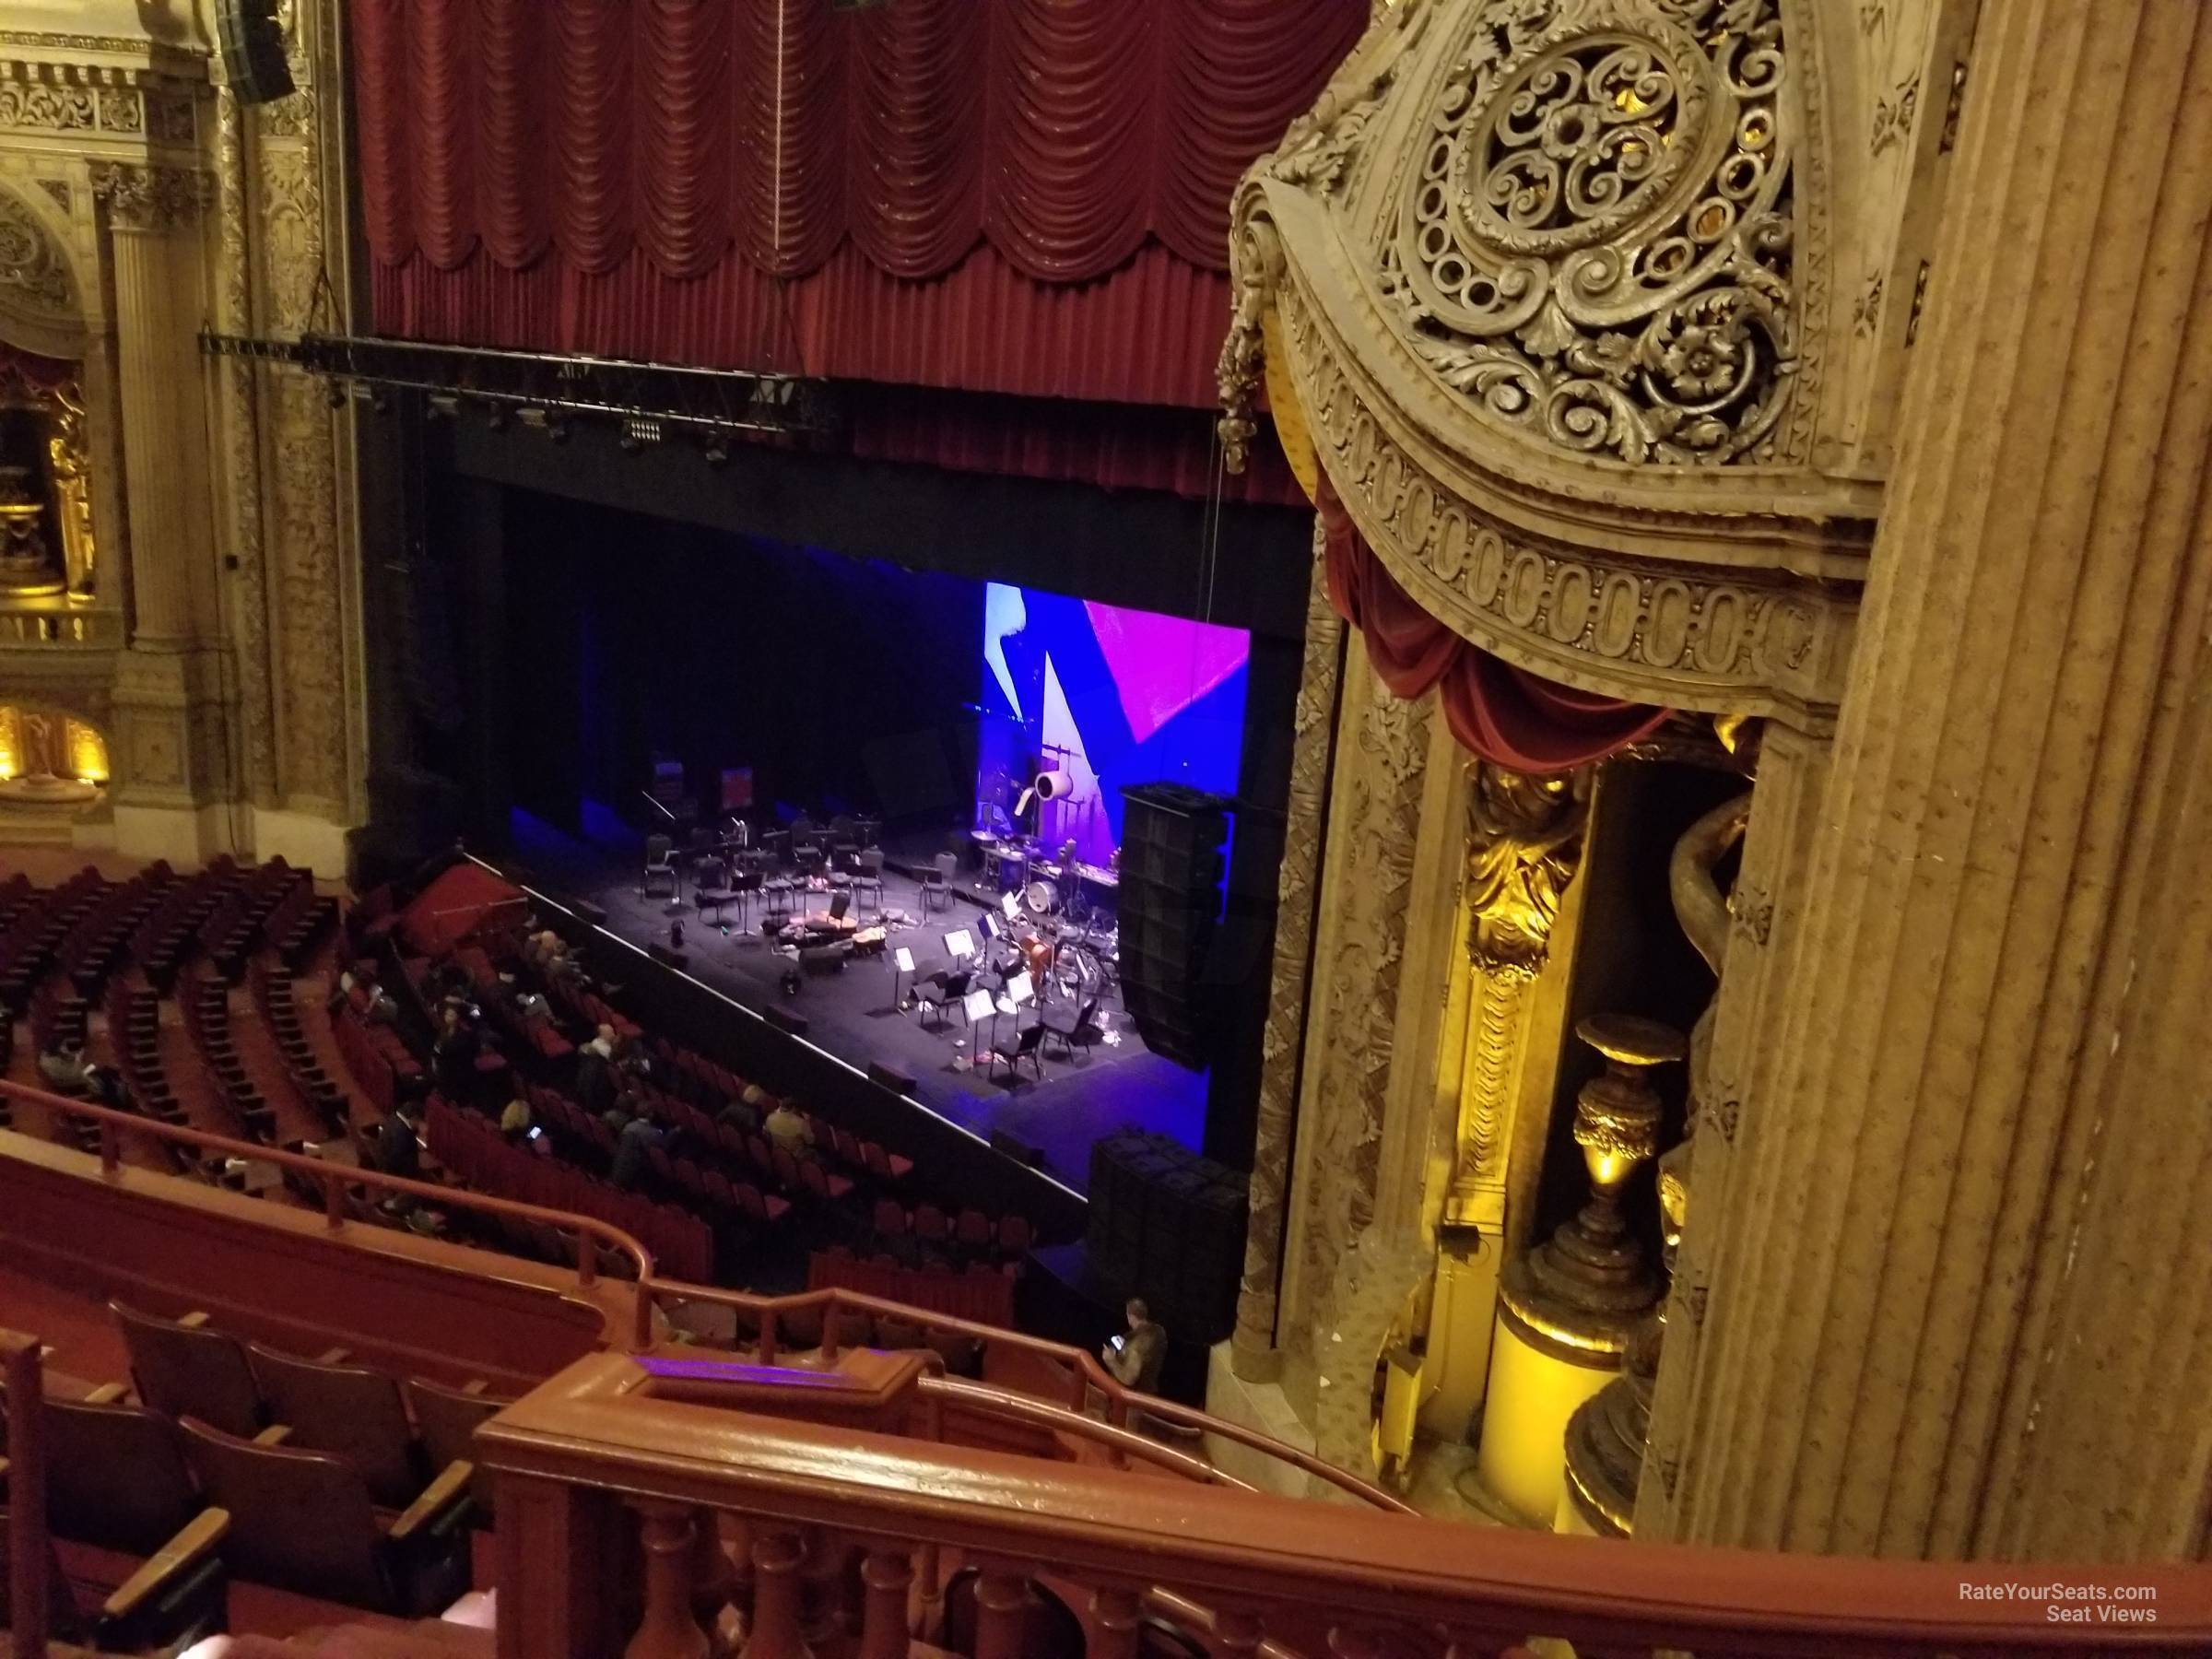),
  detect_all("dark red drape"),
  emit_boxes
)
[1319,478,1670,772]
[350,0,1366,409]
